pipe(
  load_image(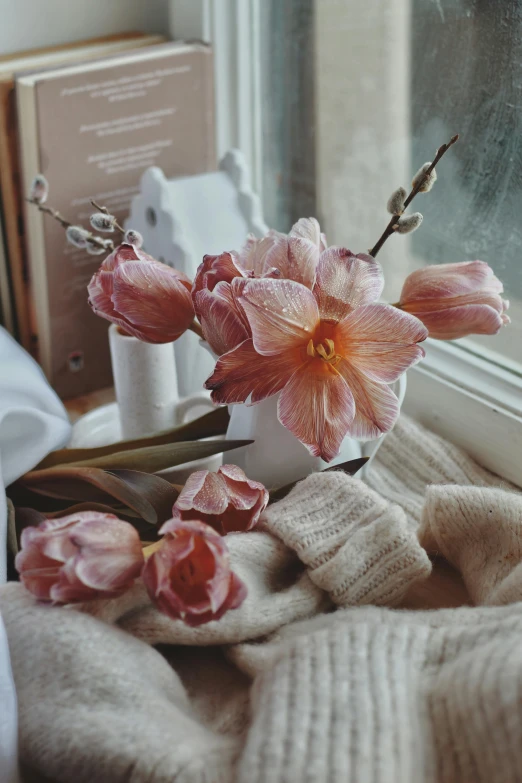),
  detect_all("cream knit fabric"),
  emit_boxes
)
[262,472,432,607]
[2,414,522,783]
[365,416,511,528]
